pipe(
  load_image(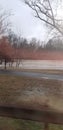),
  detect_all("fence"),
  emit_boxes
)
[0,105,63,130]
